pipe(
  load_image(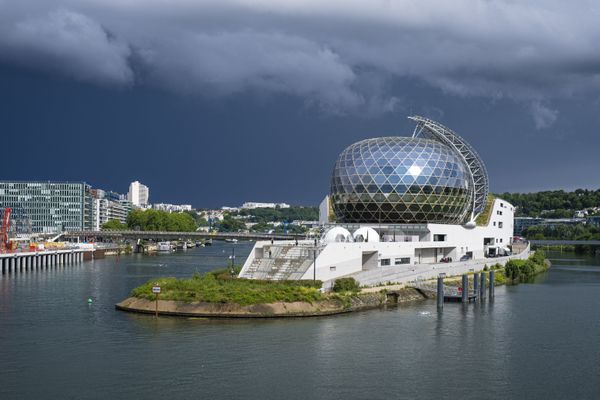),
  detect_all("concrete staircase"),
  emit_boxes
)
[241,244,315,280]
